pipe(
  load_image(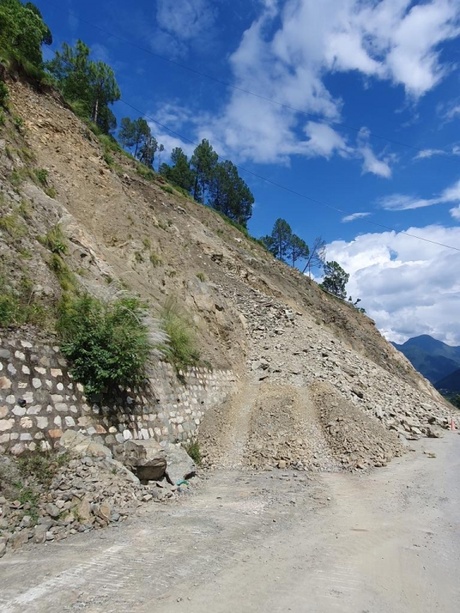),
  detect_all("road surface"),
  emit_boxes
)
[1,434,459,612]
